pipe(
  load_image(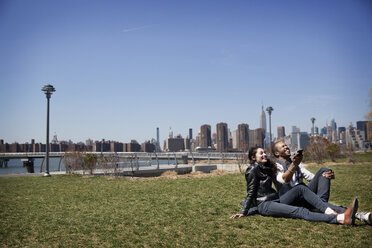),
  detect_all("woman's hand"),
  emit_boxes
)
[230,213,245,219]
